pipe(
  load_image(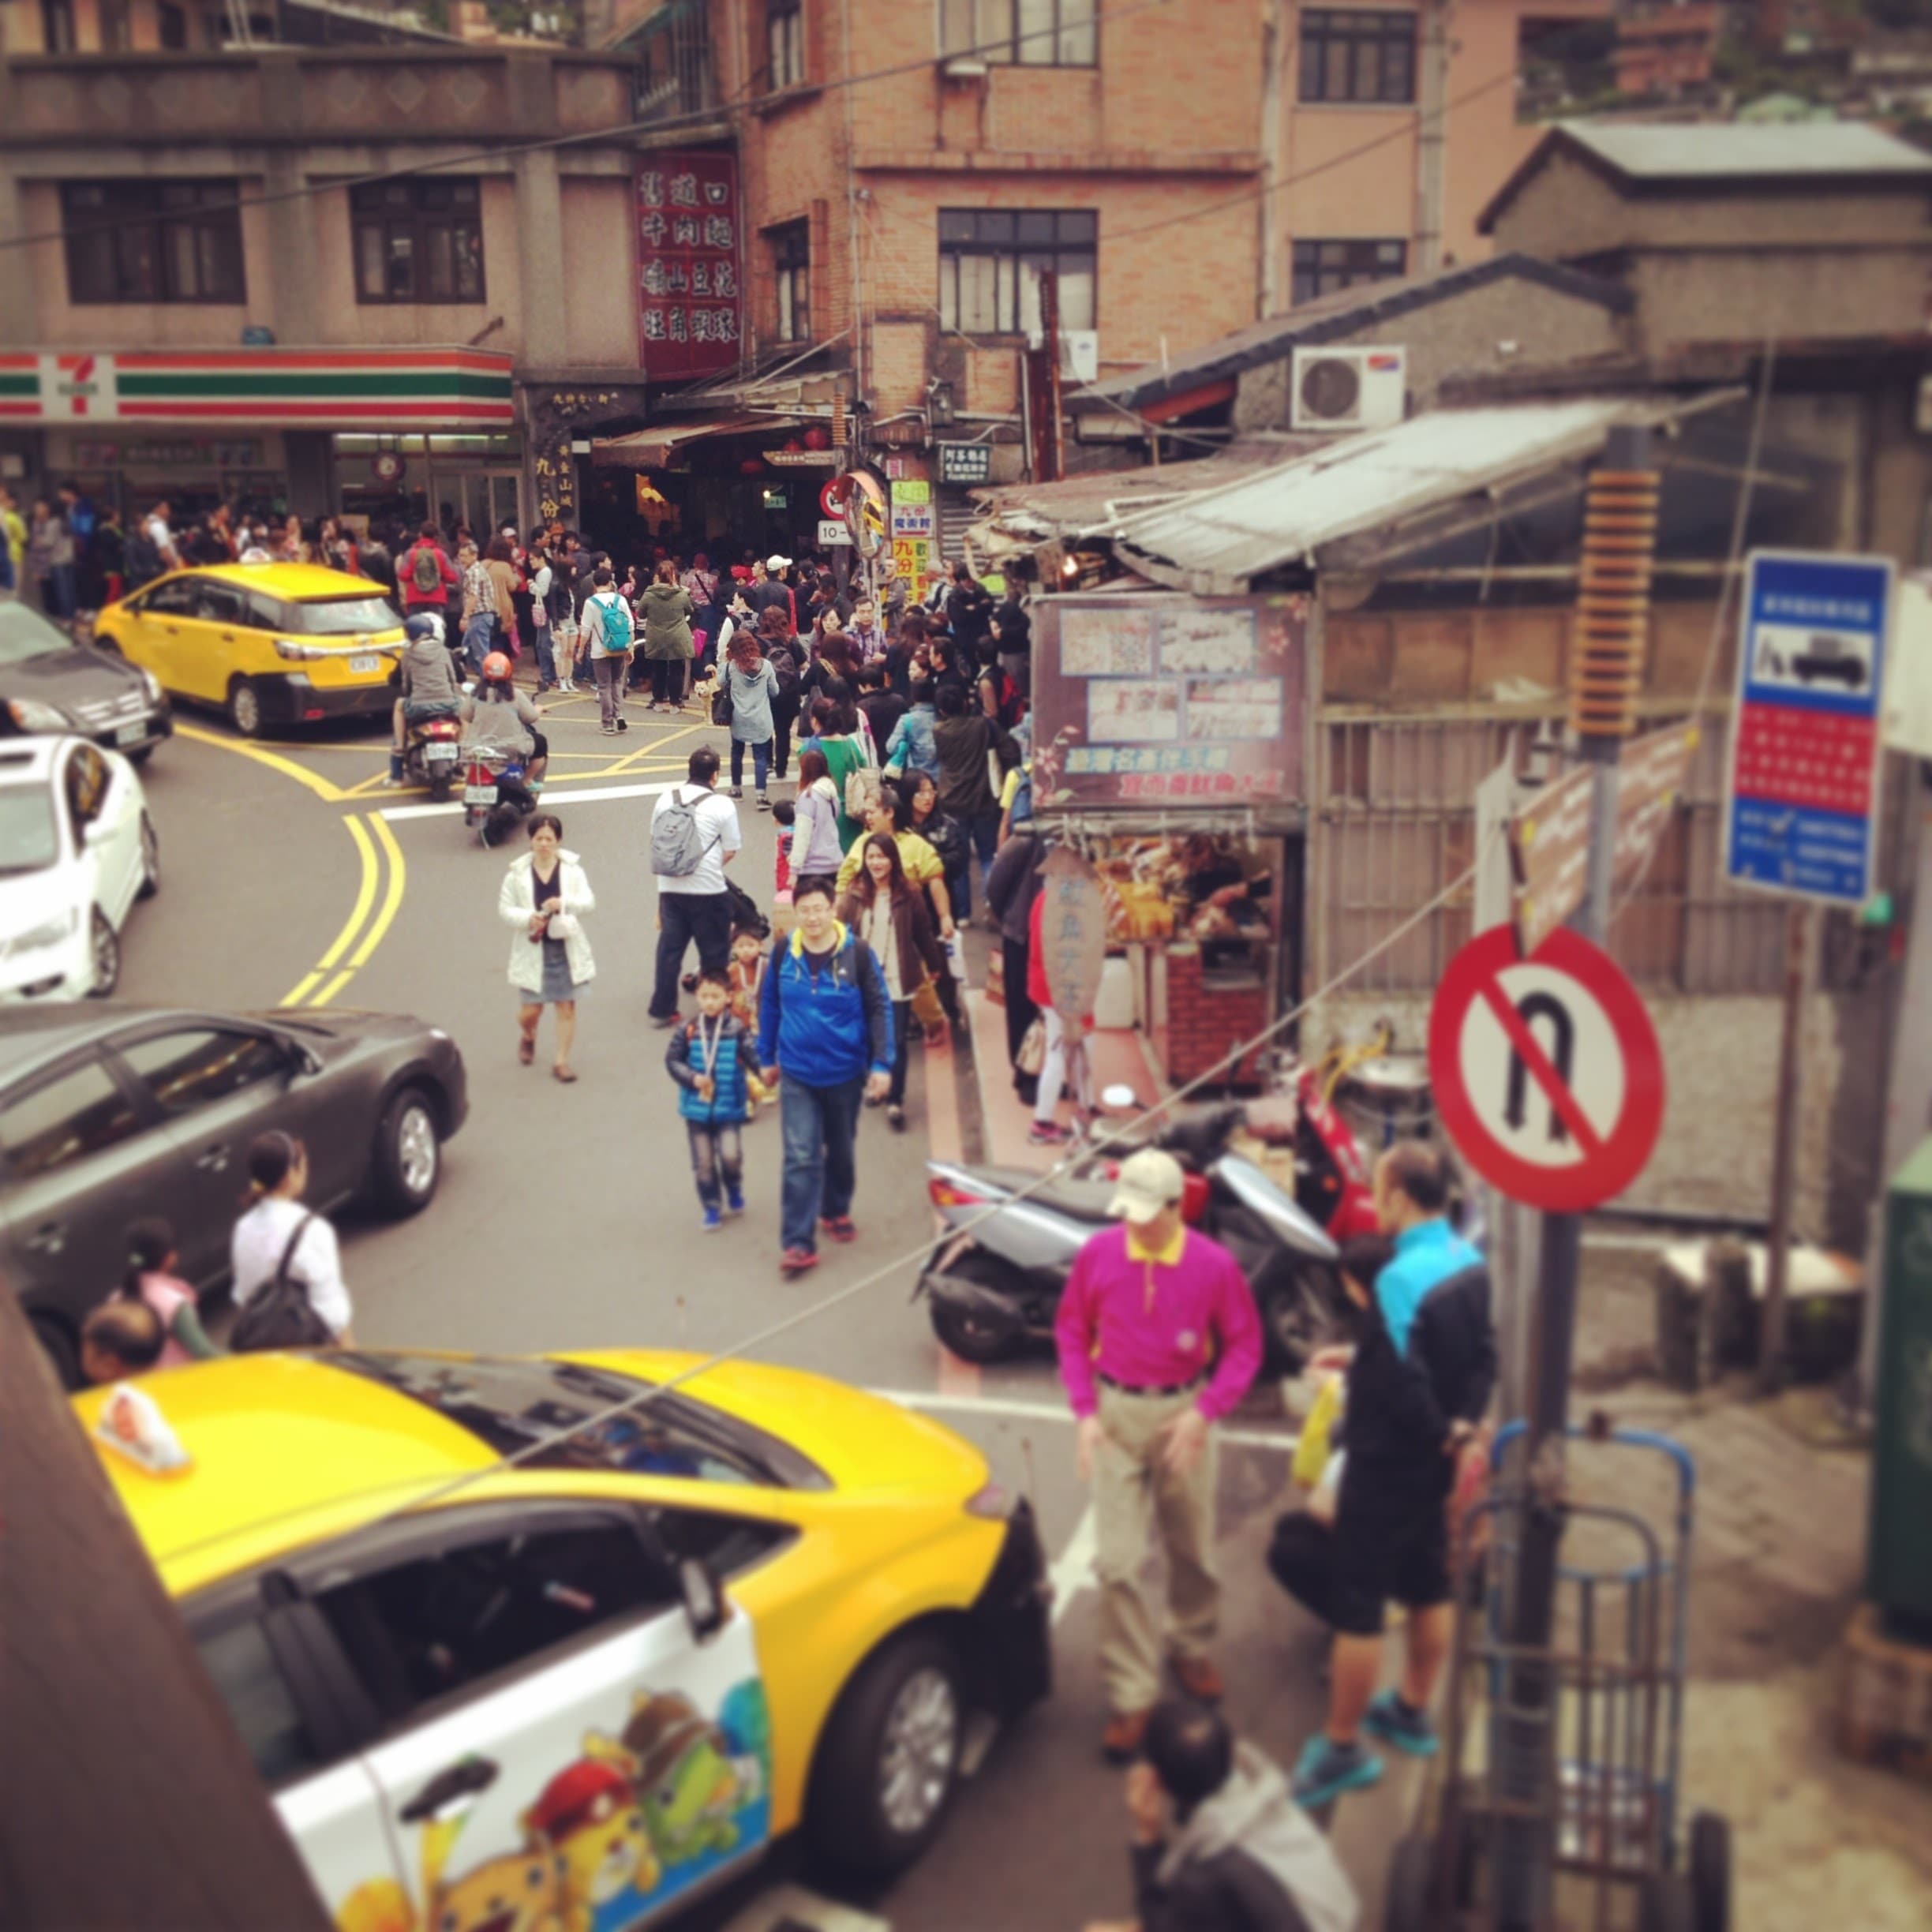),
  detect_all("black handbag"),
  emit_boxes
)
[230,1211,333,1351]
[711,663,733,727]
